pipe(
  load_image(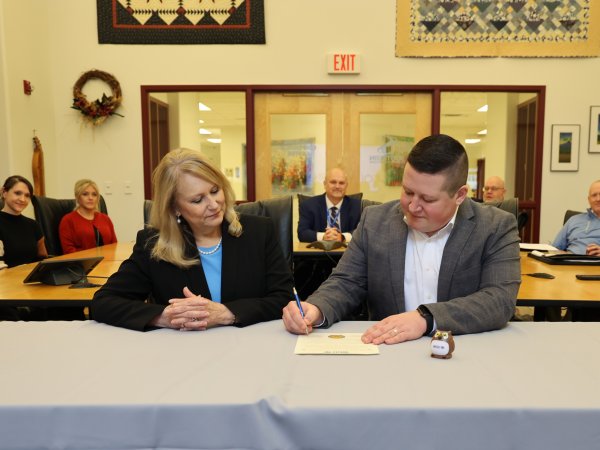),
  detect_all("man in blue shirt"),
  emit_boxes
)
[552,180,600,256]
[551,180,600,321]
